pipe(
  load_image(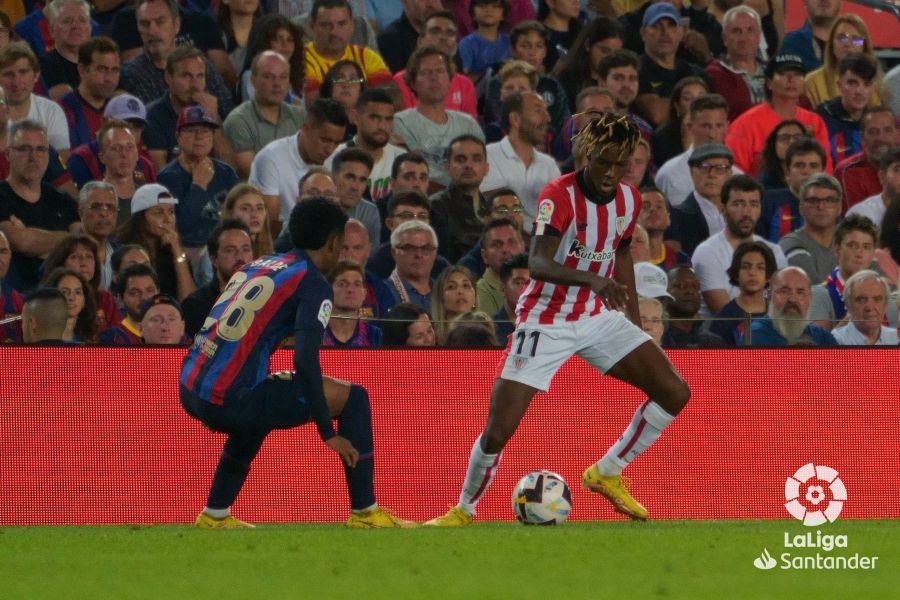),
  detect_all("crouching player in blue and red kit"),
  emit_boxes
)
[180,198,415,529]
